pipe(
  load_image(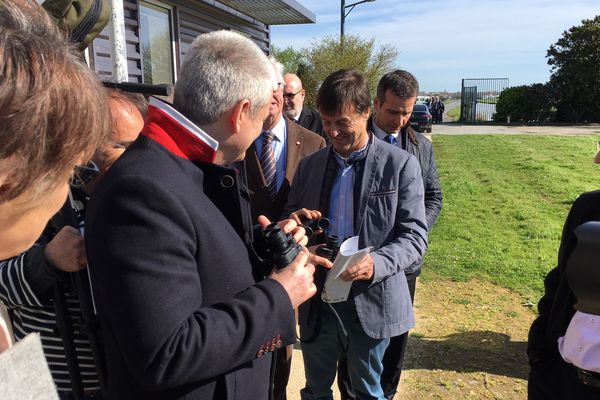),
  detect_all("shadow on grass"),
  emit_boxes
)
[405,330,528,380]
